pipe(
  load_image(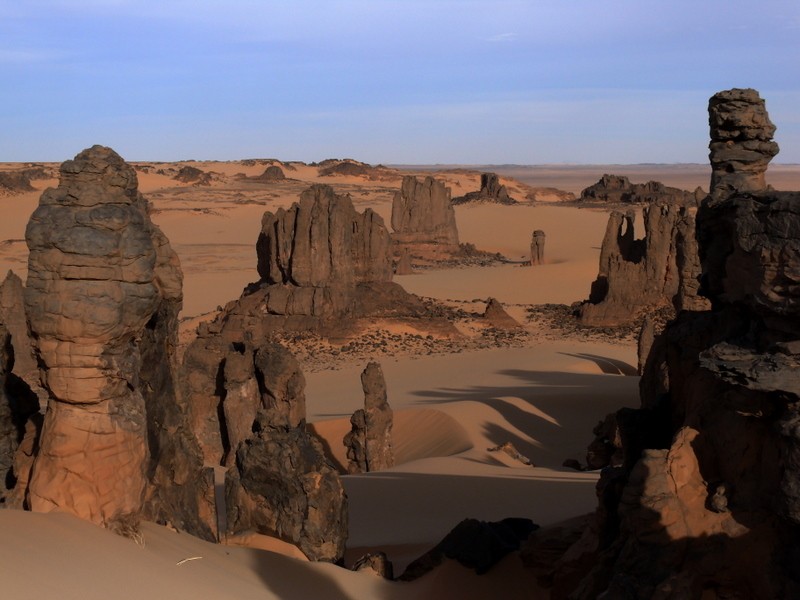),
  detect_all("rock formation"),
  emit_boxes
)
[577,203,710,326]
[453,172,516,205]
[259,165,285,181]
[483,298,521,329]
[173,165,212,185]
[390,175,460,259]
[343,362,394,473]
[400,518,538,580]
[0,170,35,195]
[20,146,187,530]
[579,174,700,205]
[563,89,800,599]
[708,88,779,199]
[530,230,545,266]
[395,248,414,275]
[221,341,347,562]
[256,184,393,321]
